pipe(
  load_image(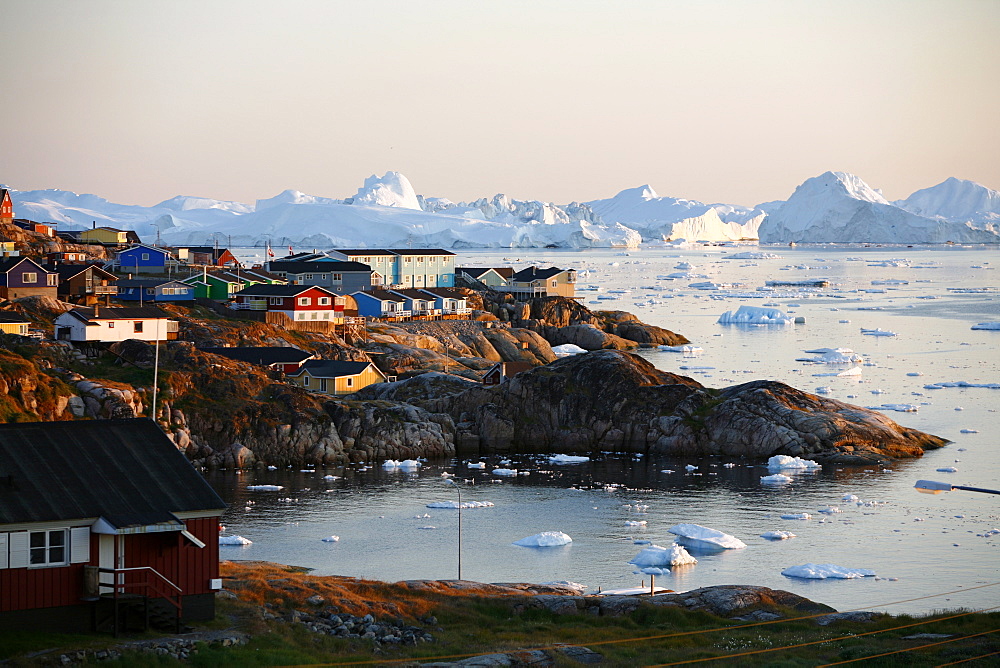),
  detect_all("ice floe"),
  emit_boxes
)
[971,322,1000,330]
[781,564,877,579]
[761,531,796,540]
[219,535,252,545]
[781,513,811,520]
[629,543,698,568]
[552,343,588,357]
[798,348,863,364]
[923,381,1000,390]
[467,462,486,469]
[861,328,898,337]
[549,454,590,464]
[513,531,573,547]
[659,344,705,353]
[761,474,793,484]
[247,485,283,491]
[492,468,518,476]
[814,366,863,377]
[321,536,340,542]
[718,305,794,325]
[668,523,747,550]
[382,459,421,470]
[768,455,822,471]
